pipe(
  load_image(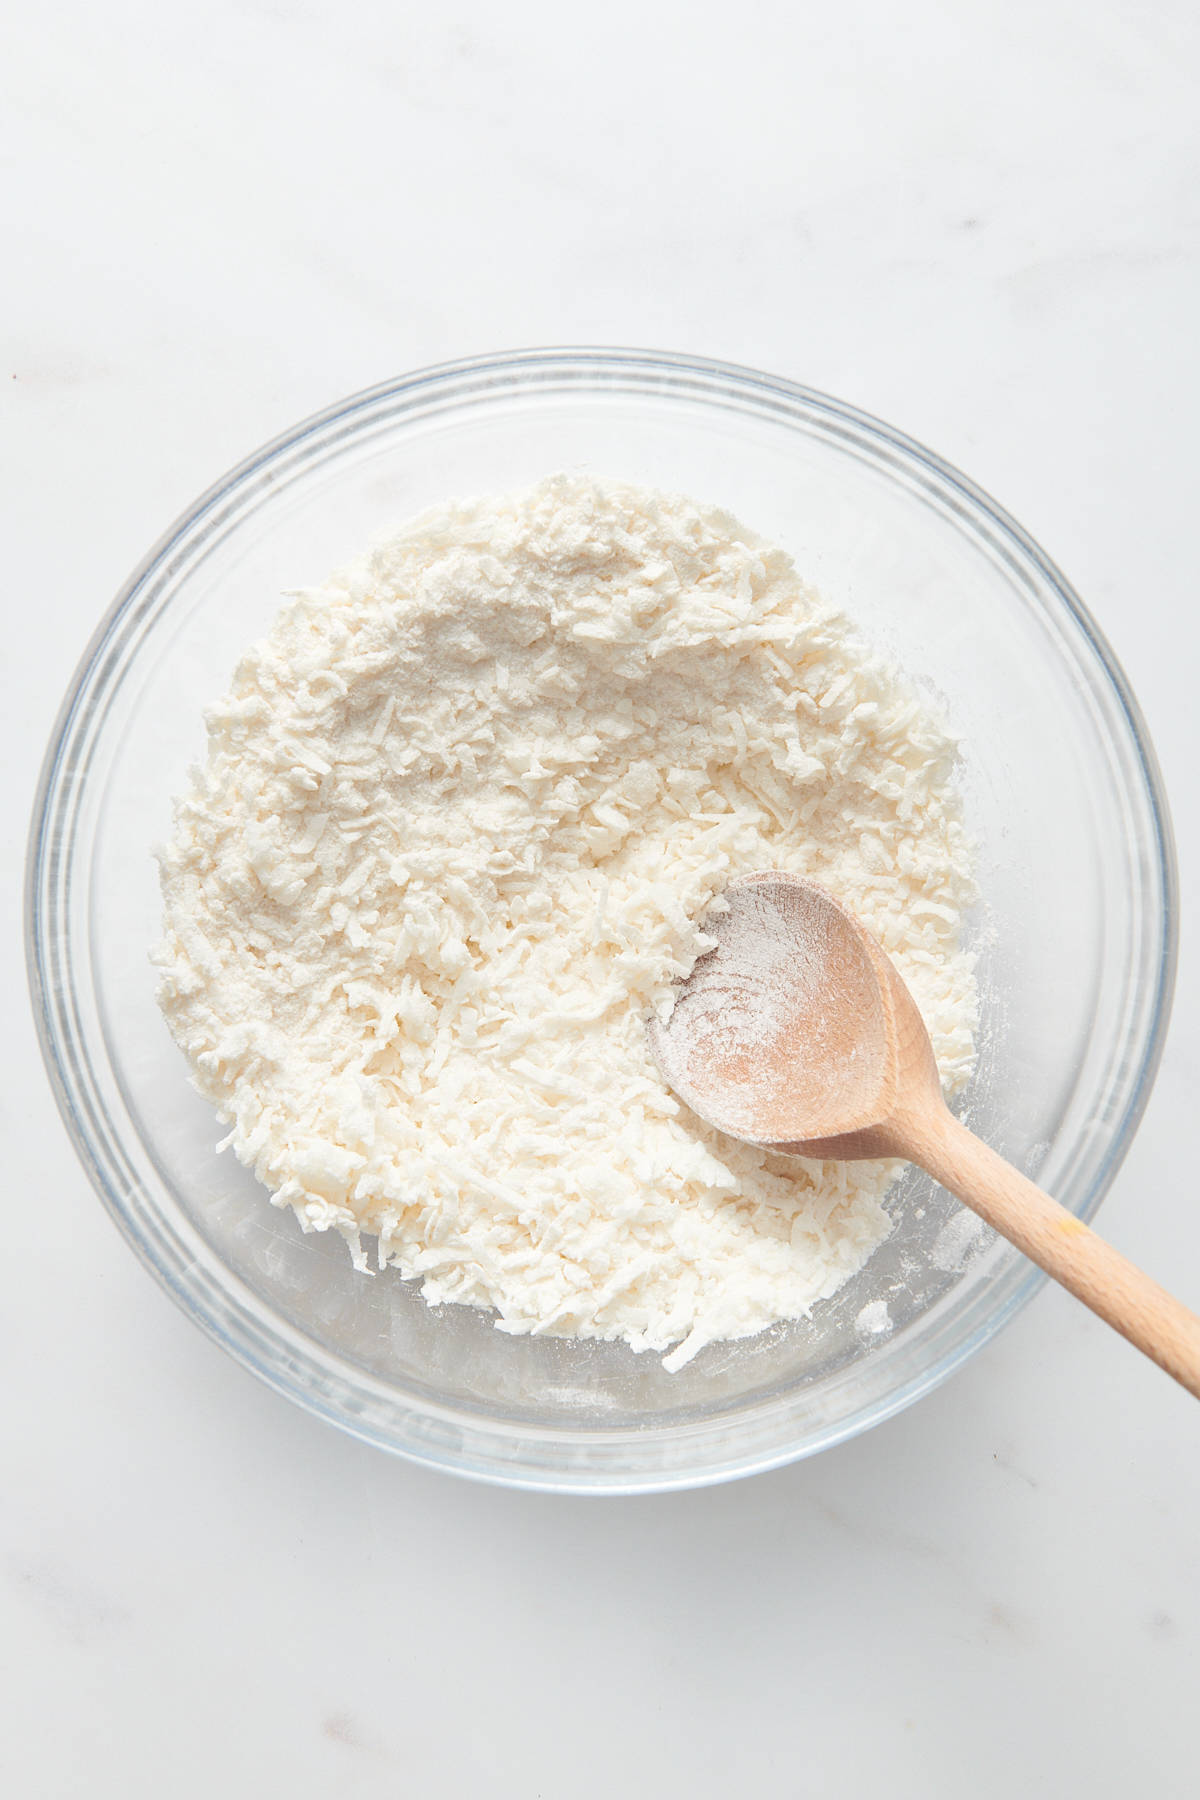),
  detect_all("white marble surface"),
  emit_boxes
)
[4,3,1199,1793]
